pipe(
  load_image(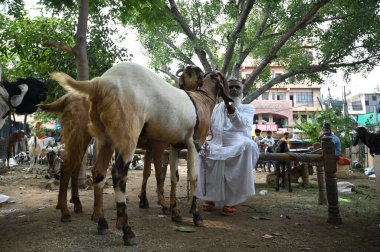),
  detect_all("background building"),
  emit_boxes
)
[241,57,322,133]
